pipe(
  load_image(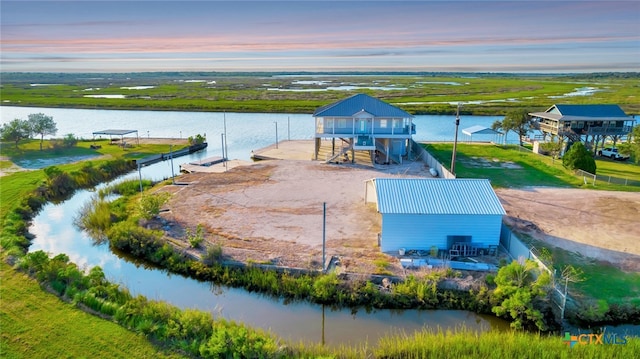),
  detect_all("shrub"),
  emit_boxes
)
[562,142,596,174]
[203,244,223,266]
[138,192,171,220]
[63,133,78,147]
[199,322,278,359]
[491,260,551,330]
[312,272,341,303]
[186,224,205,248]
